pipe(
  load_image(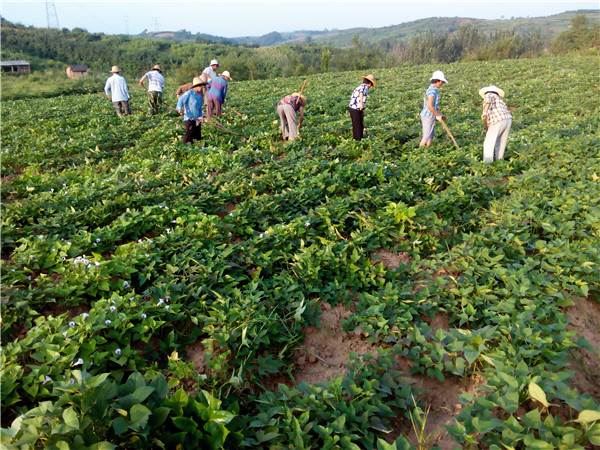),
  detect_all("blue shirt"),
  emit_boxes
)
[104,74,129,102]
[176,89,203,121]
[207,76,228,103]
[420,84,440,118]
[349,84,369,110]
